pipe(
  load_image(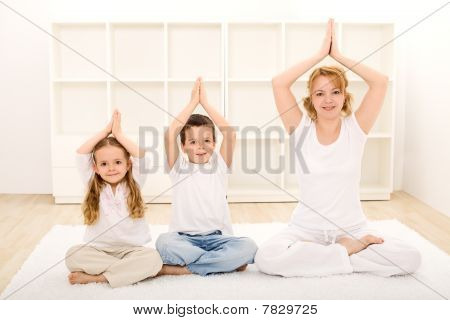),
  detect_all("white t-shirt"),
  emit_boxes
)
[76,153,152,247]
[290,113,368,230]
[168,151,233,235]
